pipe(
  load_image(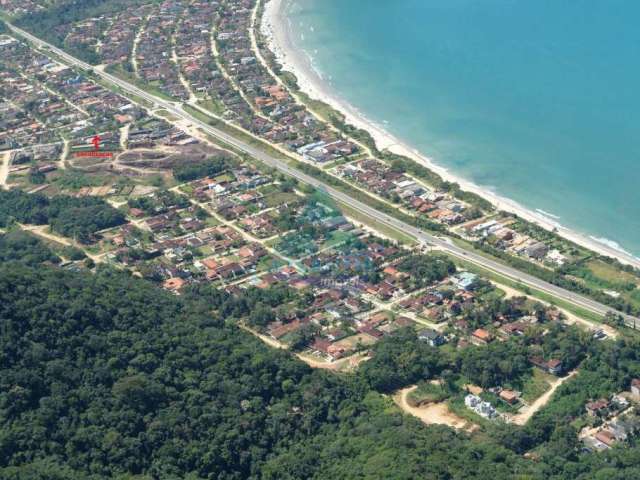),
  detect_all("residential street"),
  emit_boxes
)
[8,21,638,328]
